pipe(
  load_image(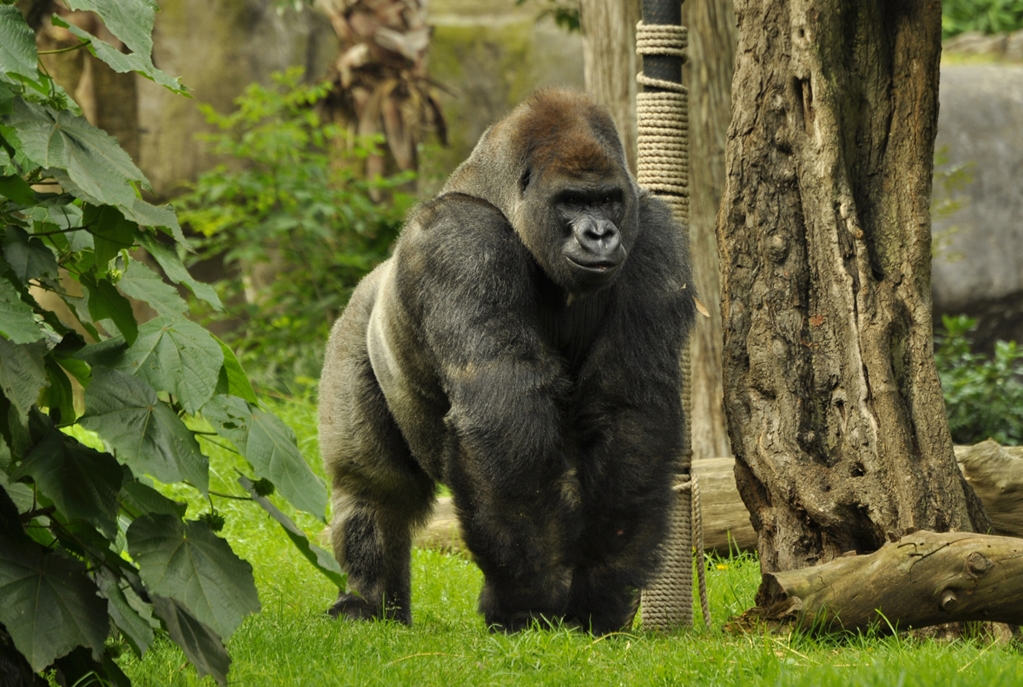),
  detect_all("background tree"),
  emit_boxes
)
[315,0,446,182]
[579,0,640,175]
[717,0,990,576]
[682,0,734,459]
